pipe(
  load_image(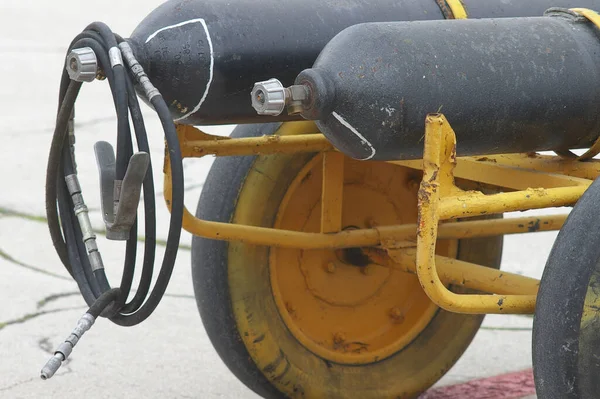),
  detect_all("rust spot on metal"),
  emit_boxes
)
[253,334,266,344]
[476,157,497,163]
[265,135,281,143]
[333,332,346,345]
[192,146,206,155]
[343,341,369,354]
[263,349,285,374]
[300,171,312,185]
[527,219,541,232]
[285,301,297,316]
[272,359,291,382]
[292,384,306,396]
[435,0,456,19]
